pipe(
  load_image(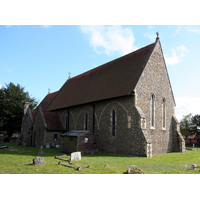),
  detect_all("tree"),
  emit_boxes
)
[180,113,193,145]
[0,82,38,138]
[191,114,200,145]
